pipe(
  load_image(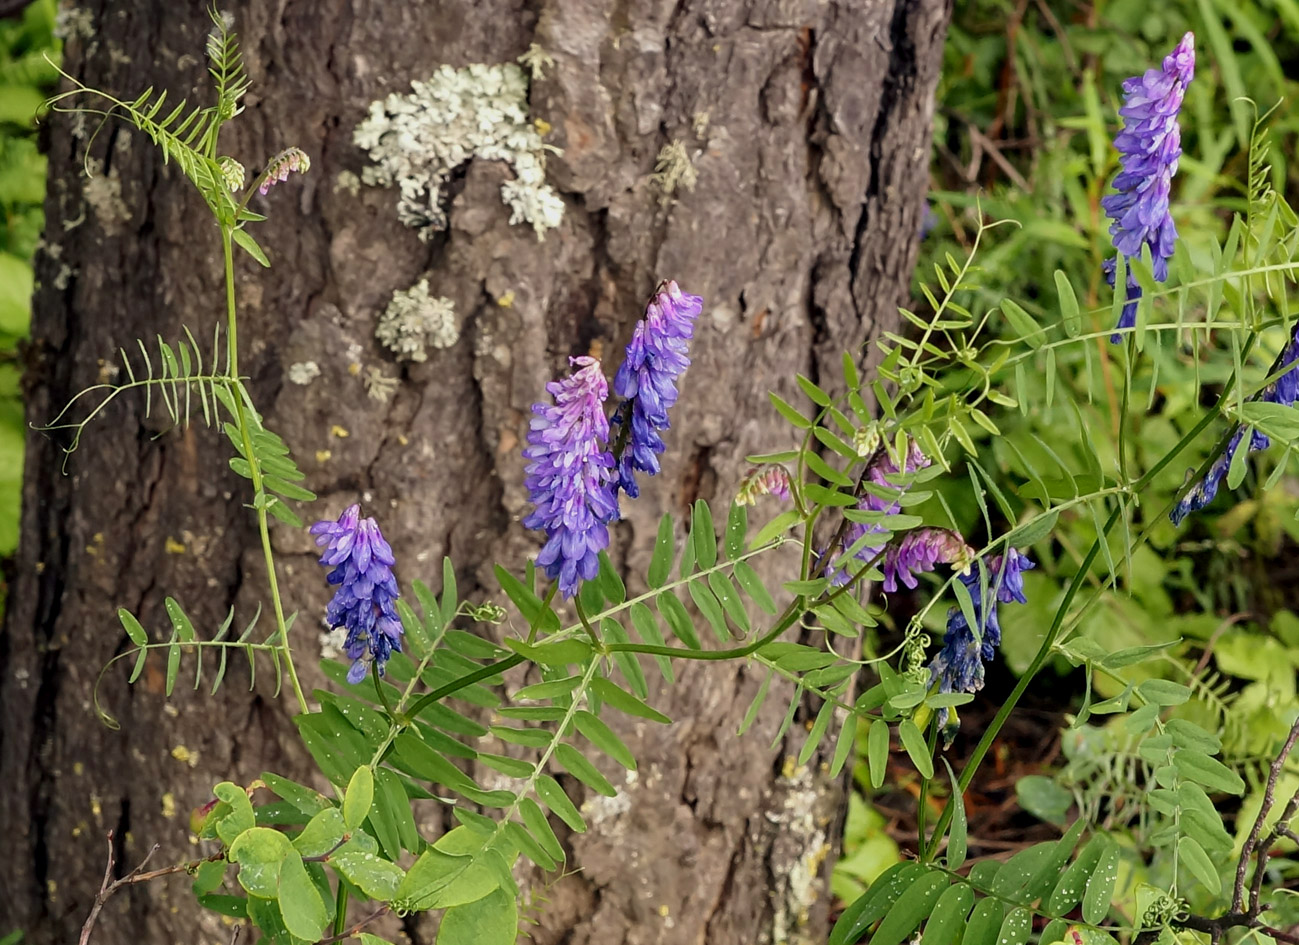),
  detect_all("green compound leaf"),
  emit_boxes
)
[1178,835,1222,895]
[575,710,636,771]
[689,577,730,642]
[277,850,327,941]
[920,883,975,945]
[519,798,564,862]
[1000,299,1043,348]
[724,501,748,558]
[869,870,948,945]
[657,590,701,649]
[343,765,374,830]
[647,513,675,588]
[229,826,294,898]
[960,897,1005,945]
[1023,819,1088,903]
[733,560,777,615]
[867,719,890,789]
[555,743,617,797]
[164,596,196,642]
[829,861,928,945]
[898,719,934,779]
[118,608,148,645]
[591,677,671,724]
[333,850,405,901]
[504,820,556,872]
[769,391,812,429]
[436,885,517,945]
[212,781,256,844]
[943,759,967,870]
[1048,835,1105,915]
[997,907,1033,945]
[535,774,585,832]
[1173,748,1246,795]
[1081,841,1119,924]
[1055,270,1081,338]
[394,828,503,912]
[292,808,344,858]
[690,499,717,570]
